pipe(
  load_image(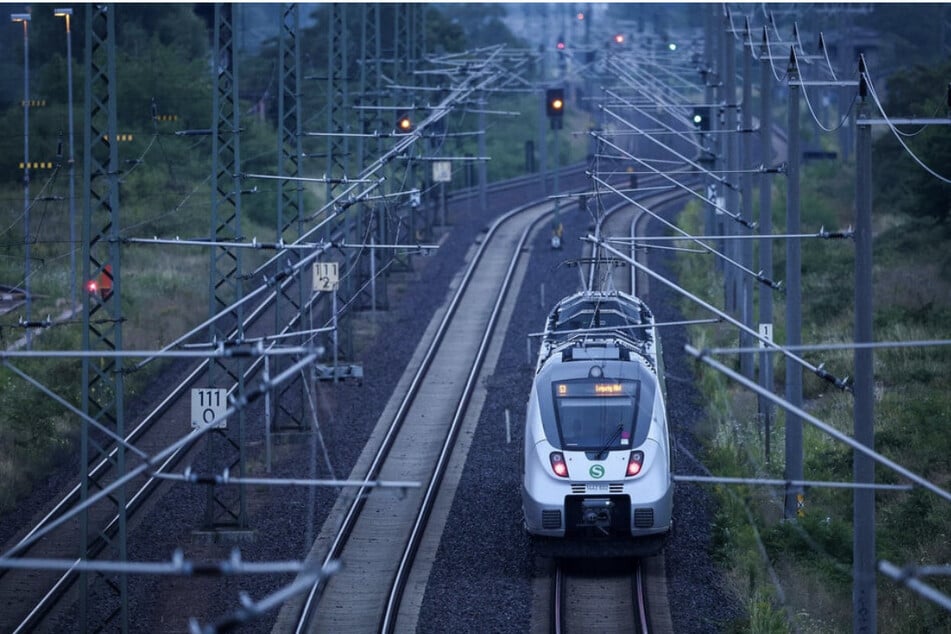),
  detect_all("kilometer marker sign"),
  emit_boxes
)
[191,388,227,429]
